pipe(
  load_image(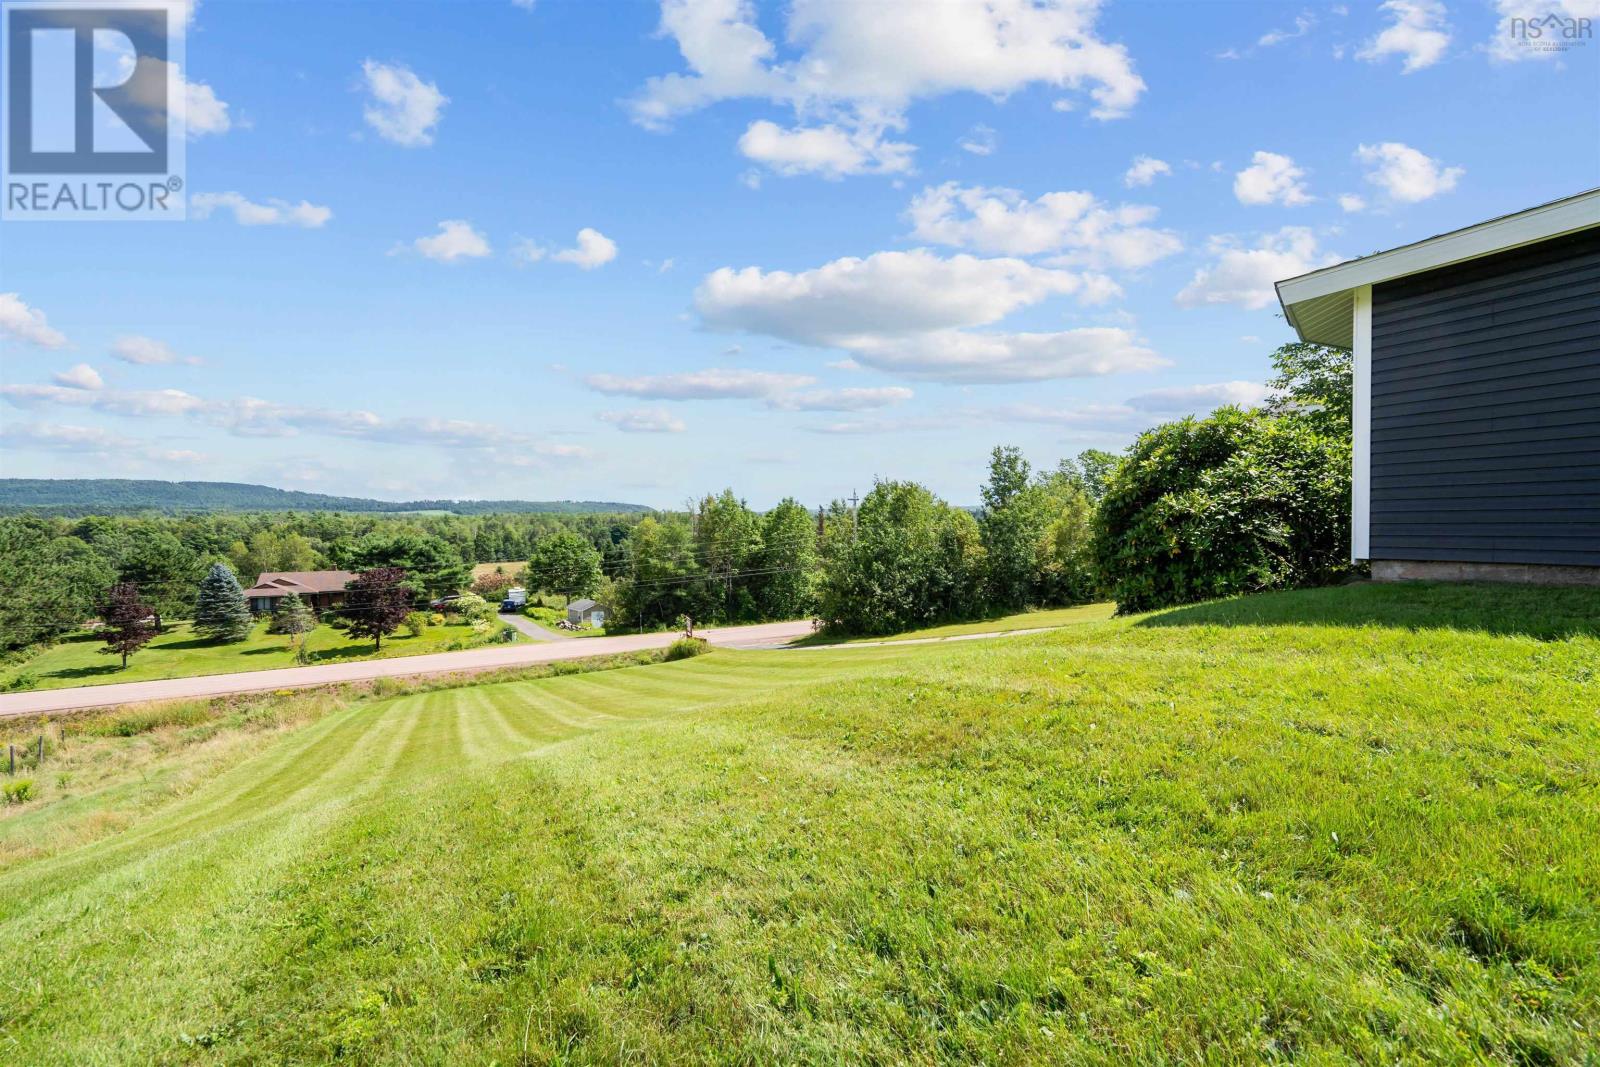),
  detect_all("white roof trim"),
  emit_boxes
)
[1277,188,1600,345]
